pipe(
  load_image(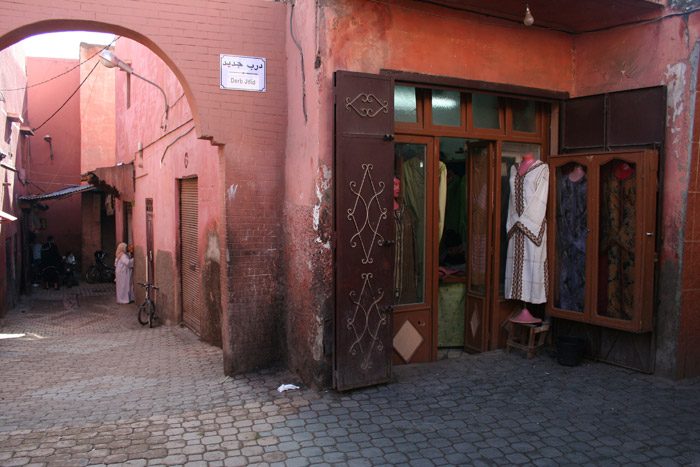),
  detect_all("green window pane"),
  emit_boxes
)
[395,86,417,123]
[472,94,500,129]
[432,89,461,127]
[512,99,537,133]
